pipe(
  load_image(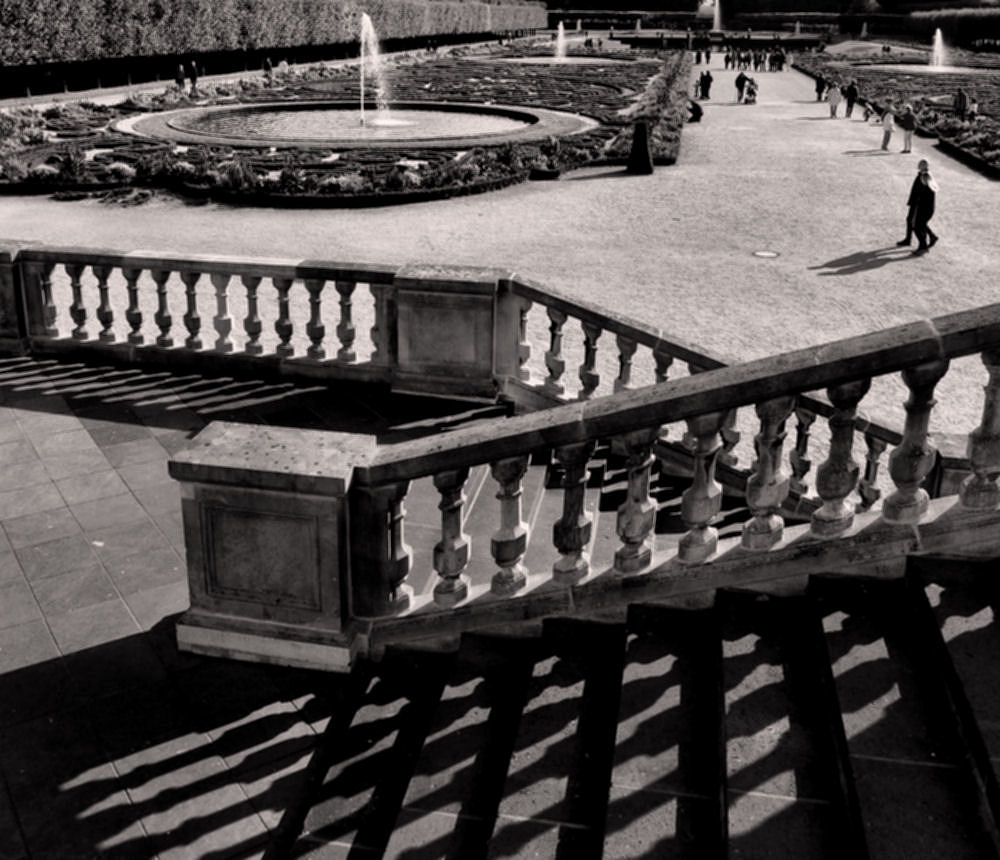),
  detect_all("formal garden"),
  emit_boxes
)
[794,39,1000,177]
[0,40,691,206]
